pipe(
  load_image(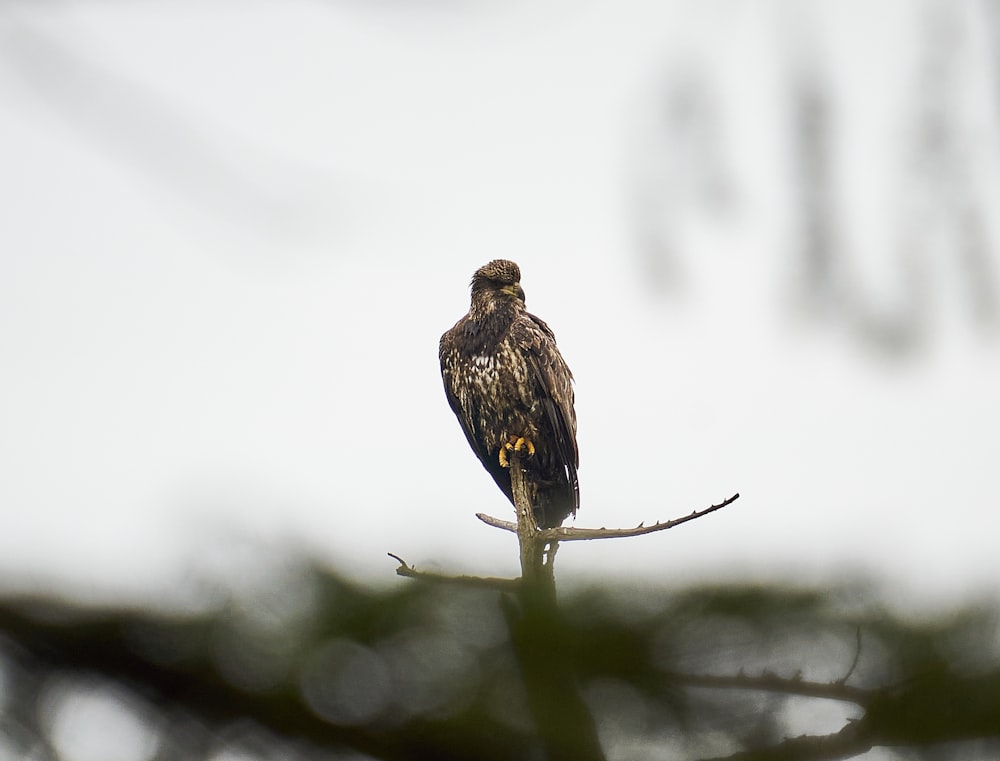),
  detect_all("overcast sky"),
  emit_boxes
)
[1,0,998,609]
